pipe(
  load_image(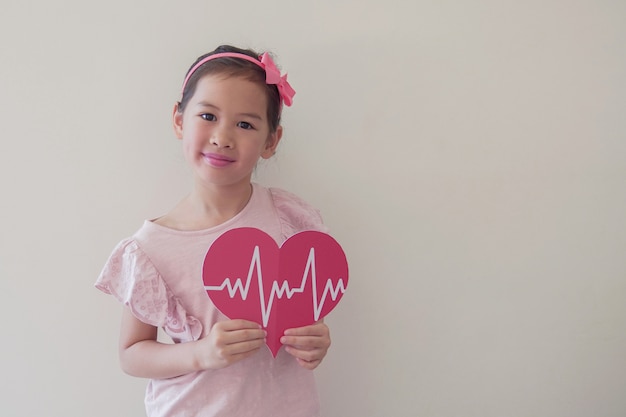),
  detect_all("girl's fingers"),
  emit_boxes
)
[284,345,326,370]
[280,335,327,349]
[281,323,330,350]
[226,338,266,356]
[212,320,266,345]
[218,319,264,332]
[201,320,267,369]
[283,321,328,337]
